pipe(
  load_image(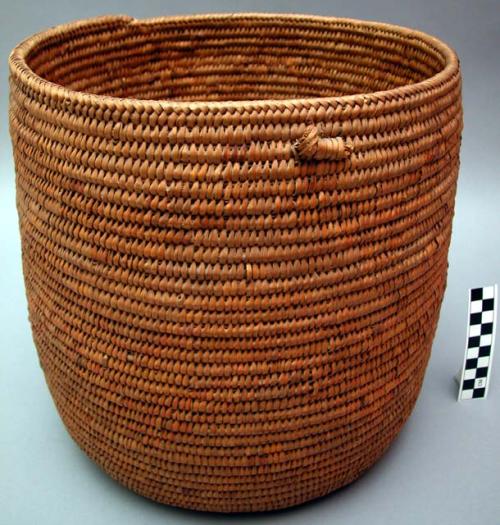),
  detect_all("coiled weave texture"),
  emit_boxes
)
[9,14,462,513]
